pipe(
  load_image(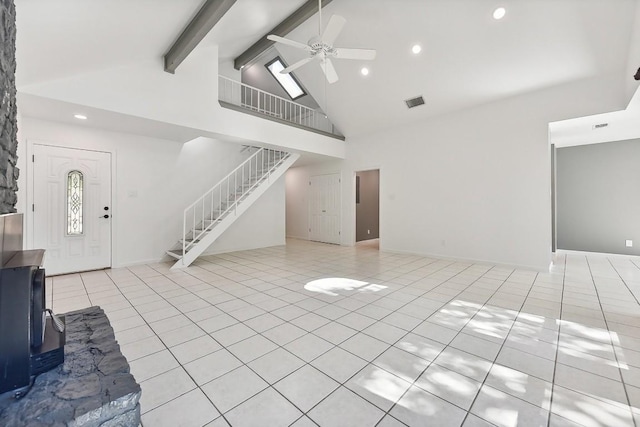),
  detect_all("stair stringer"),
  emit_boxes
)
[170,153,300,270]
